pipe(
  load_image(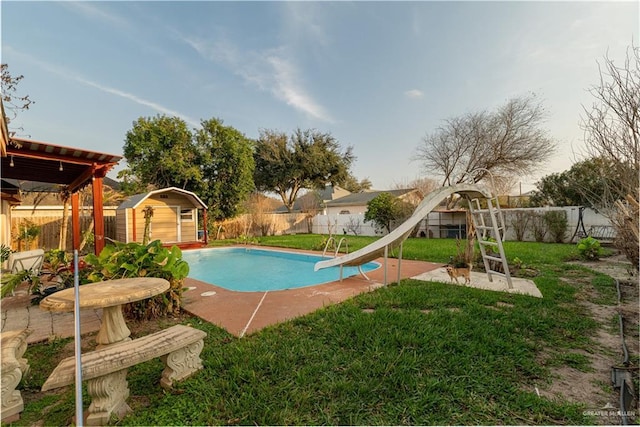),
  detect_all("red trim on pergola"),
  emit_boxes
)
[2,137,122,255]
